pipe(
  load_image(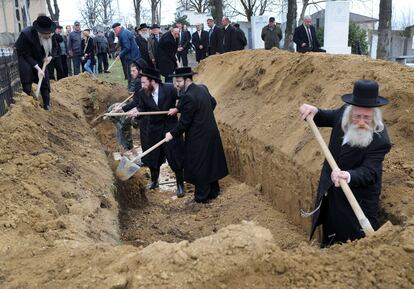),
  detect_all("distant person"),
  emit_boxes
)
[48,25,65,80]
[135,23,153,68]
[166,67,228,204]
[157,26,179,83]
[105,27,116,59]
[176,22,191,67]
[206,18,223,56]
[81,29,96,79]
[95,30,110,73]
[293,15,325,53]
[112,22,142,91]
[261,17,283,50]
[221,17,238,53]
[15,15,58,111]
[67,21,82,75]
[192,23,209,62]
[148,24,162,69]
[233,23,247,50]
[64,25,72,76]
